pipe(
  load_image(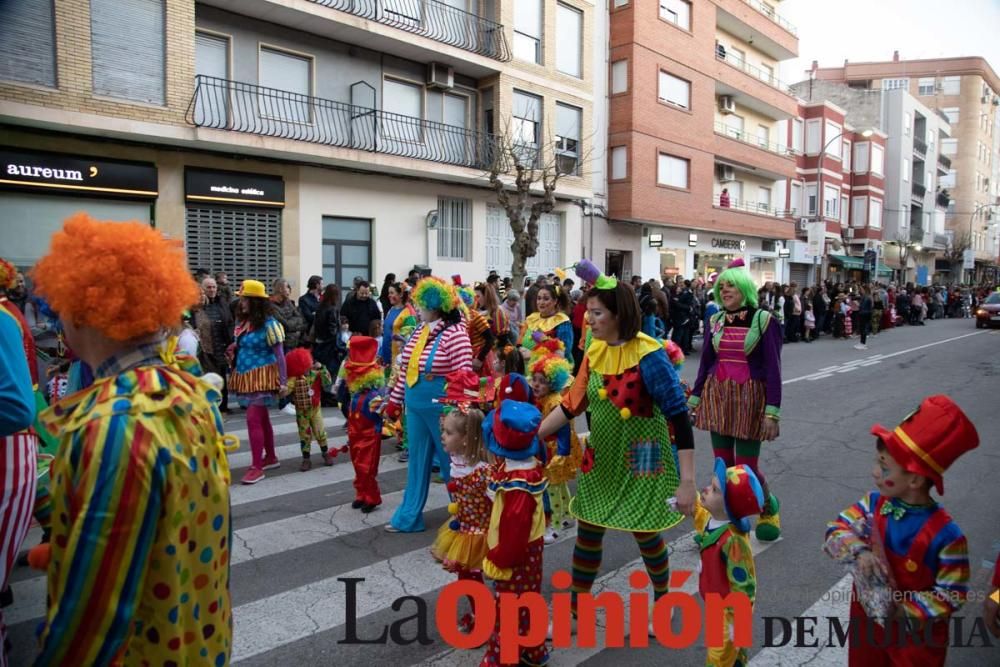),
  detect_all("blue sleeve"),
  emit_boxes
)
[639,349,687,418]
[555,423,571,456]
[555,321,574,360]
[361,390,383,428]
[0,312,35,435]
